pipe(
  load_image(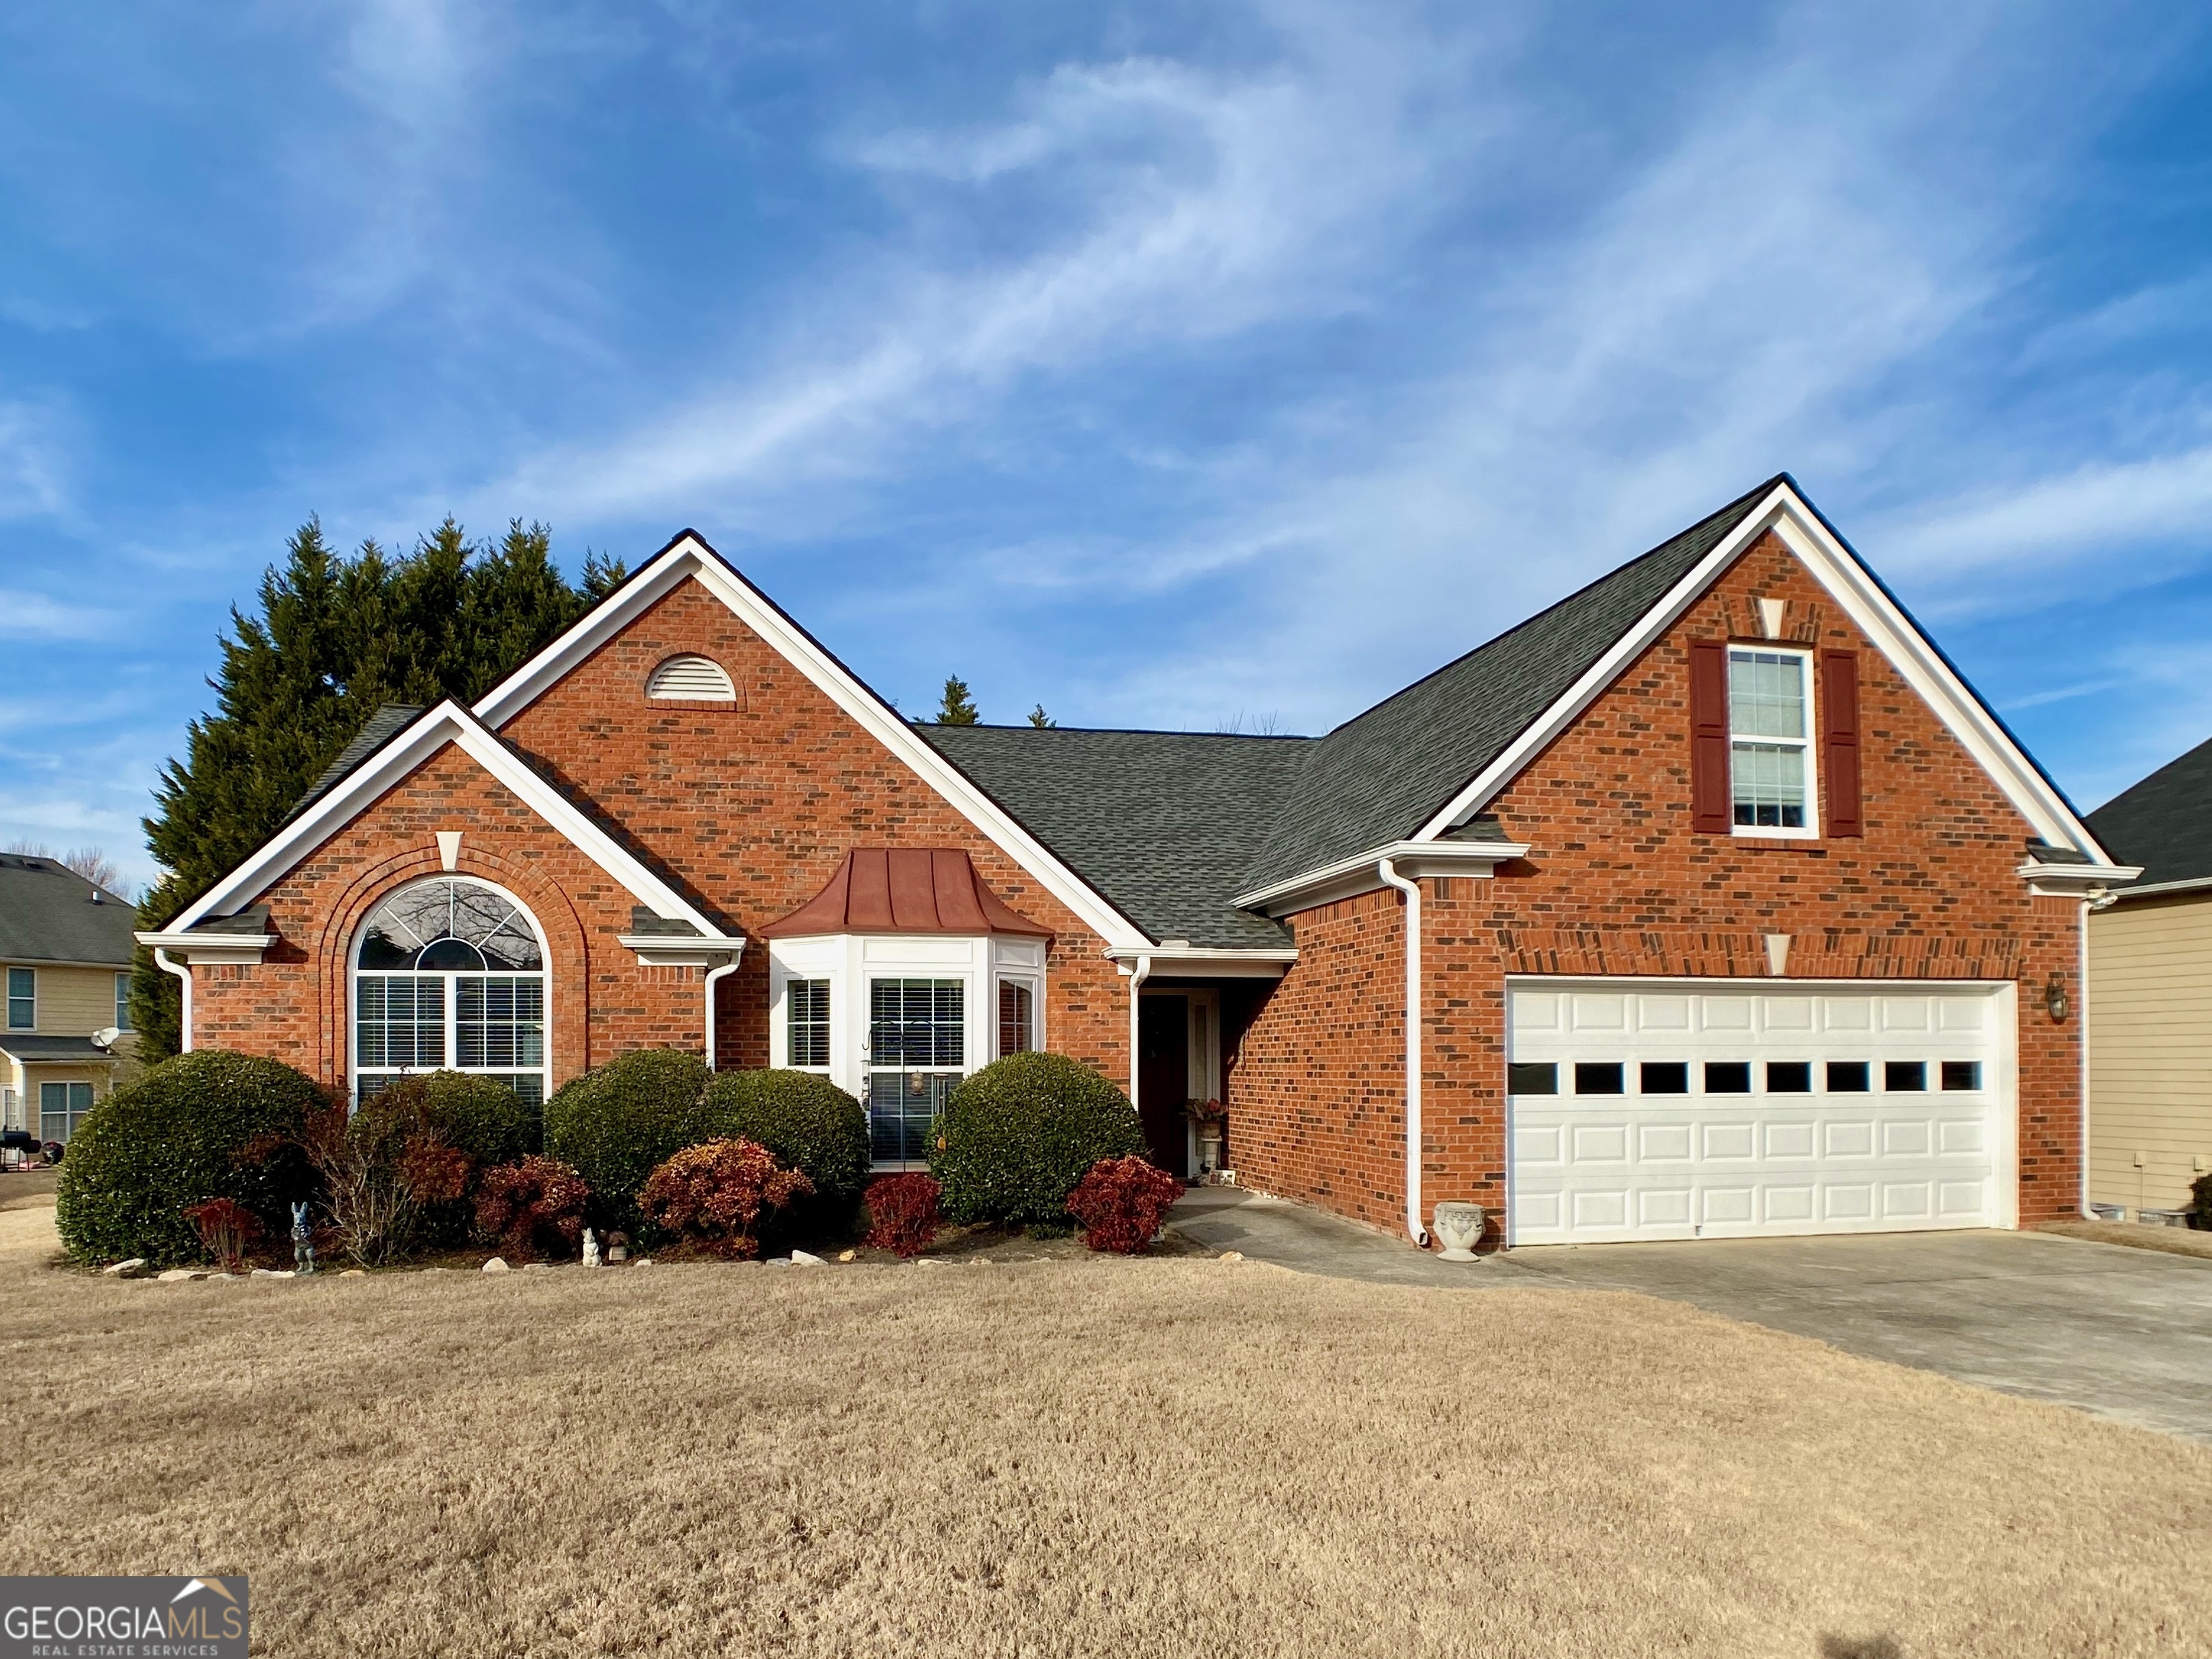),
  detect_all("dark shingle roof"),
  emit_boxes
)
[917,726,1312,949]
[0,857,138,967]
[2087,737,2212,891]
[285,704,425,822]
[1238,476,1782,891]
